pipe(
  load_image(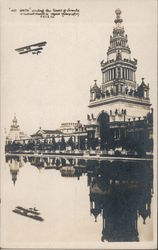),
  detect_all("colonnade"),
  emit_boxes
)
[110,40,126,48]
[103,67,135,82]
